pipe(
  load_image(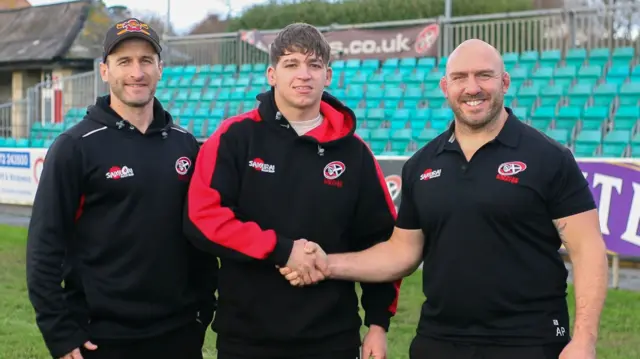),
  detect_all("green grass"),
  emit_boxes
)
[1,224,639,358]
